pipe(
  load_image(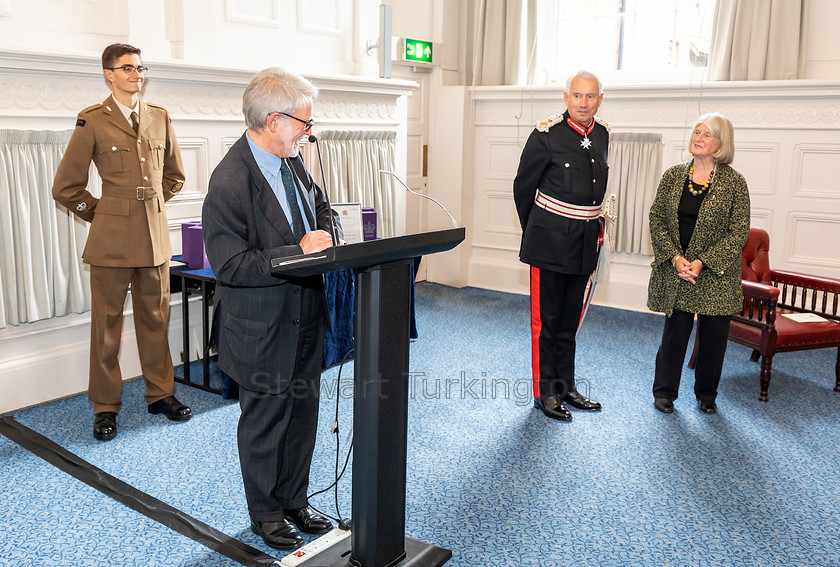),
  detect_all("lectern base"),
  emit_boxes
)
[297,537,452,567]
